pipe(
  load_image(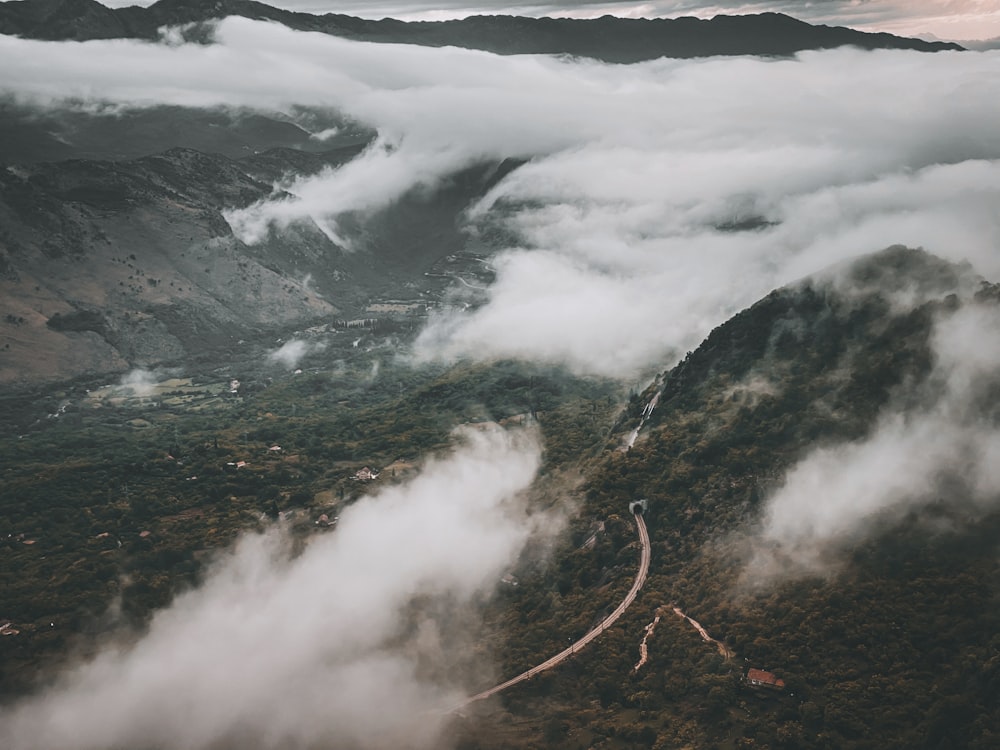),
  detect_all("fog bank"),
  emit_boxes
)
[747,302,1000,581]
[0,427,544,750]
[2,23,999,377]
